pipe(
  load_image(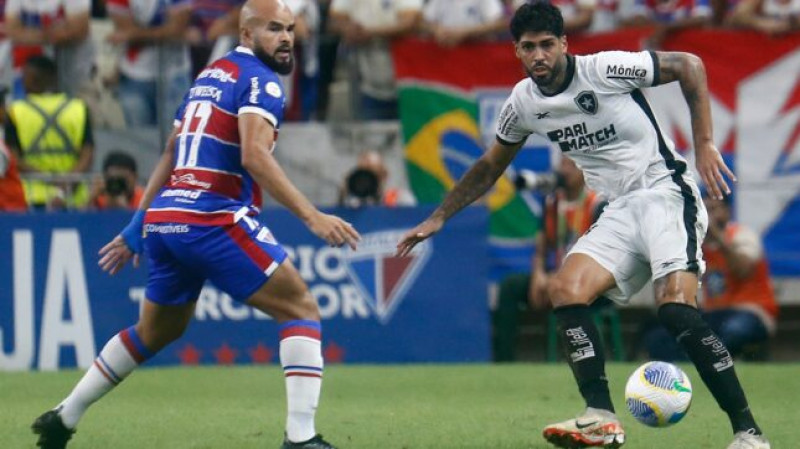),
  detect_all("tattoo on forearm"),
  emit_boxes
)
[435,158,503,221]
